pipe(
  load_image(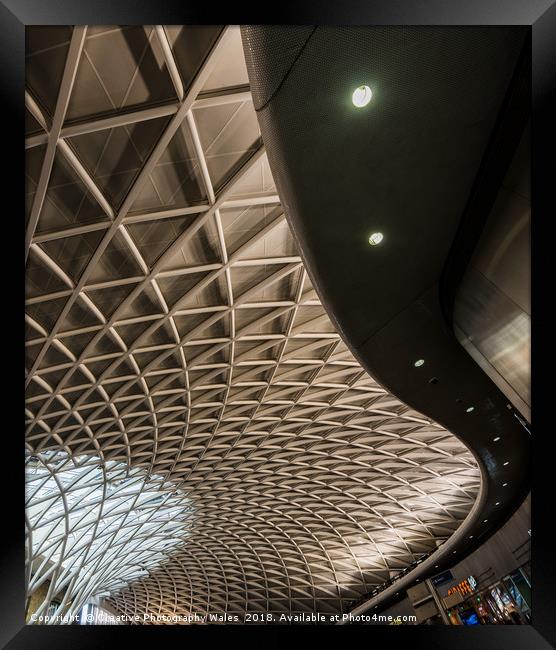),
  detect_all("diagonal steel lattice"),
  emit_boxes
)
[25,26,481,623]
[25,450,193,622]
